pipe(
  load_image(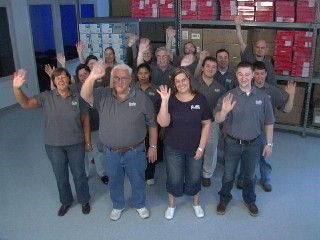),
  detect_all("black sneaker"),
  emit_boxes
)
[101,176,109,185]
[216,202,228,215]
[236,180,243,189]
[262,183,272,192]
[245,203,259,217]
